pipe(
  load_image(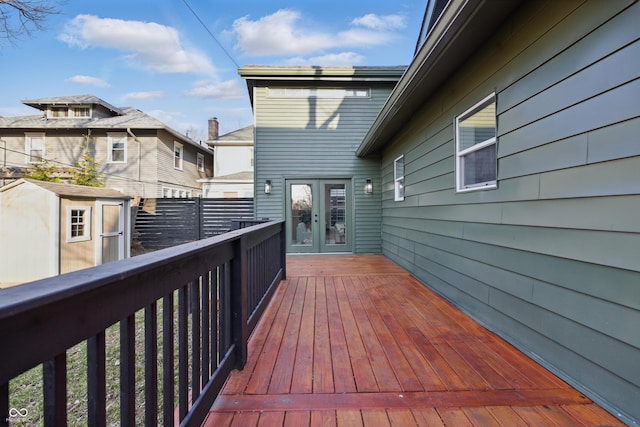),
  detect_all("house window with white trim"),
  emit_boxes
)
[108,133,127,163]
[174,142,183,170]
[73,107,91,118]
[197,153,205,172]
[455,93,497,192]
[67,207,91,242]
[394,155,405,201]
[25,132,45,163]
